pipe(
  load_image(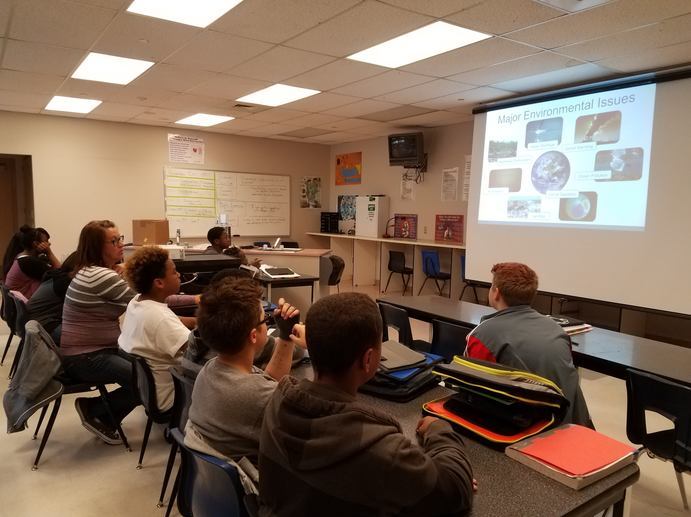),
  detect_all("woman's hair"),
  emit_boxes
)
[2,225,41,279]
[74,220,116,273]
